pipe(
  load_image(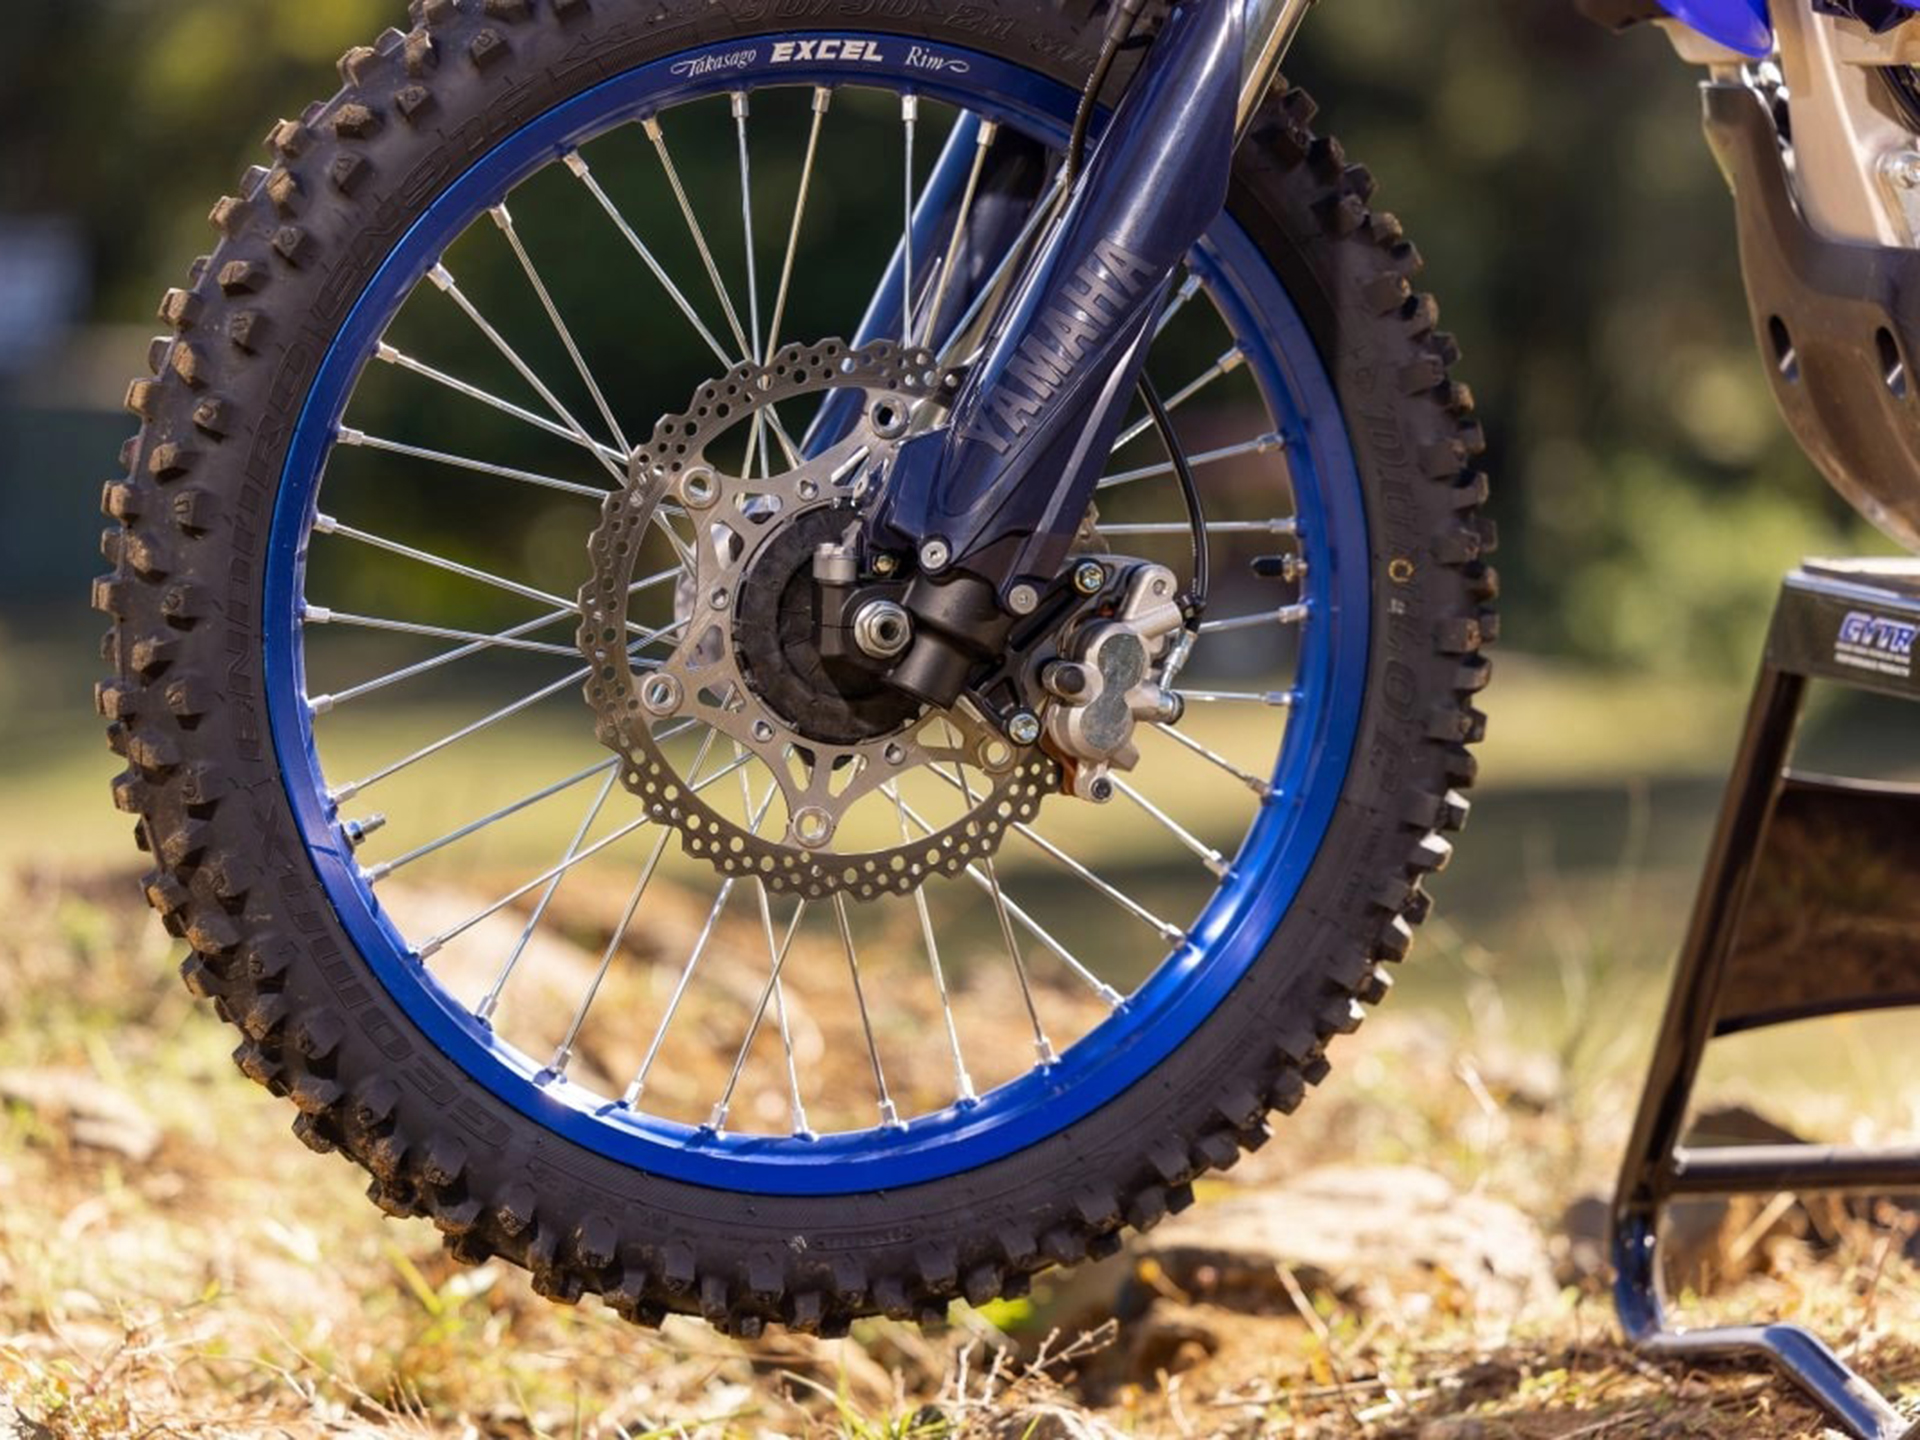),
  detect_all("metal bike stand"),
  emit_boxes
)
[1613,558,1920,1440]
